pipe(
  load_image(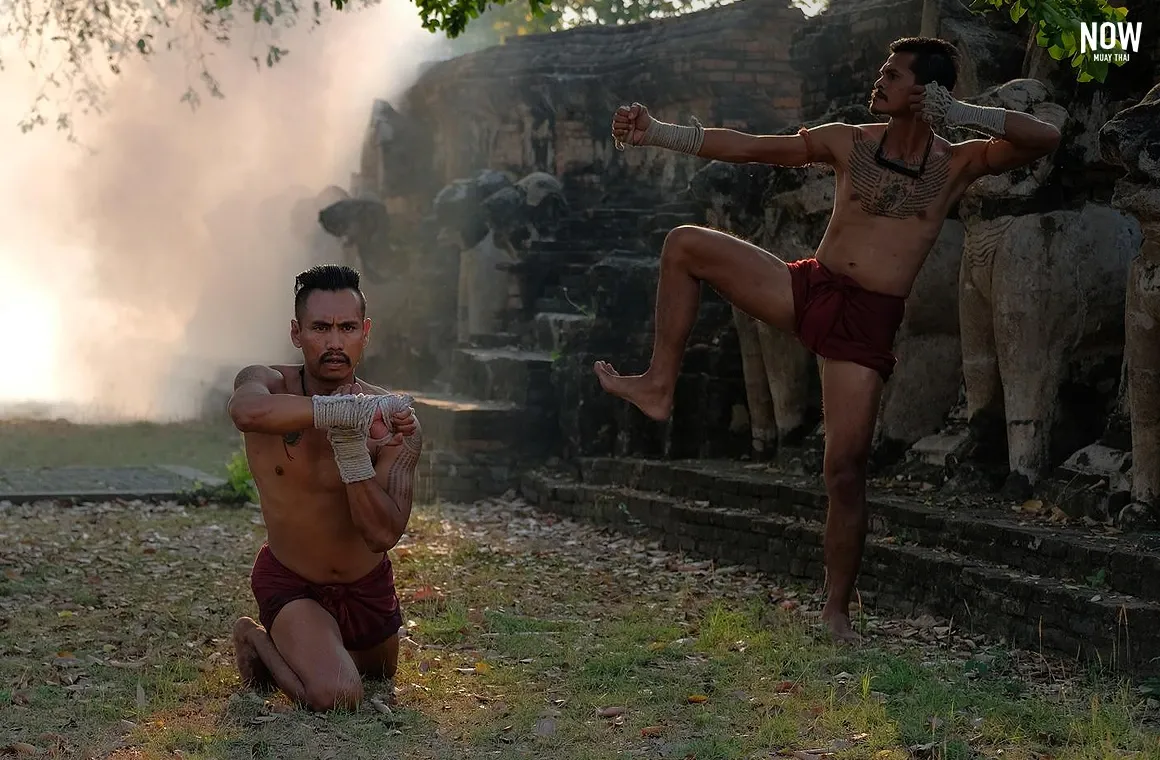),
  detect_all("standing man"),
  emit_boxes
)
[227,264,423,709]
[595,38,1061,641]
